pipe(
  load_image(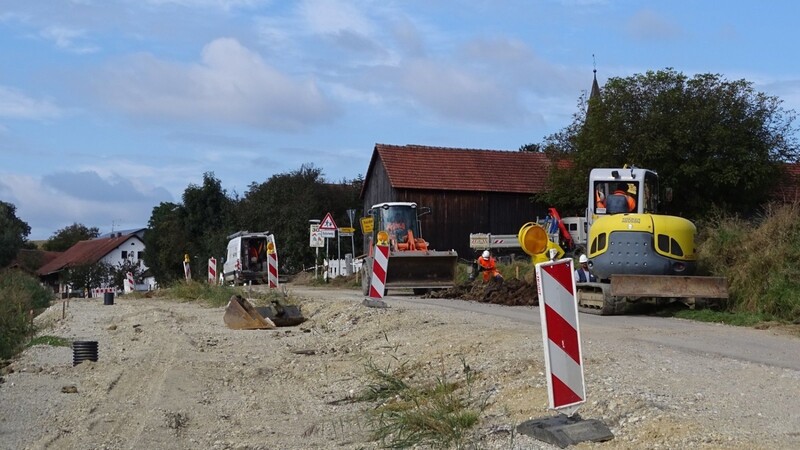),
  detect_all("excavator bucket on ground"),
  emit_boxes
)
[223,295,276,330]
[255,301,306,327]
